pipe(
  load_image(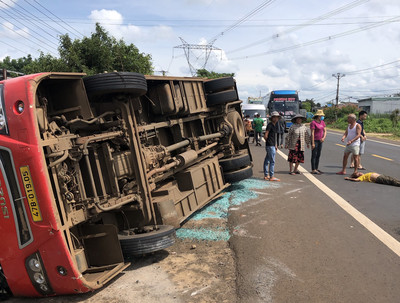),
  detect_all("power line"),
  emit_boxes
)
[231,15,400,60]
[8,0,65,36]
[208,0,276,43]
[0,40,30,55]
[0,0,60,40]
[17,19,399,28]
[31,0,84,38]
[0,15,58,55]
[346,59,400,75]
[227,0,370,54]
[32,15,400,23]
[0,7,59,52]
